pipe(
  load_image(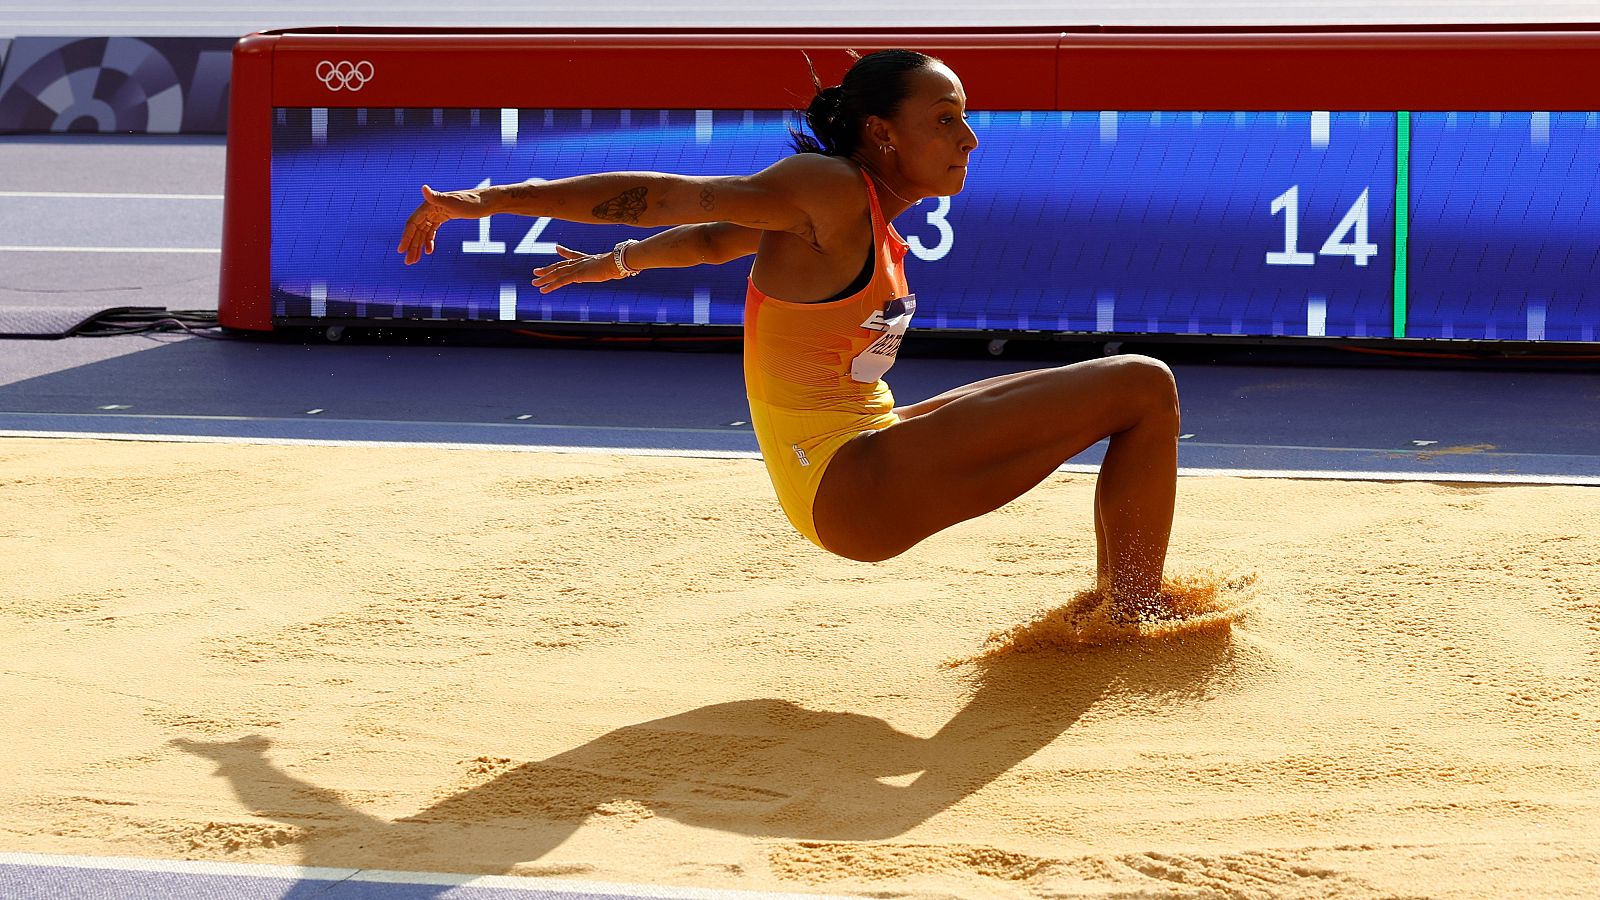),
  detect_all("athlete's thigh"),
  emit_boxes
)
[815,355,1172,561]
